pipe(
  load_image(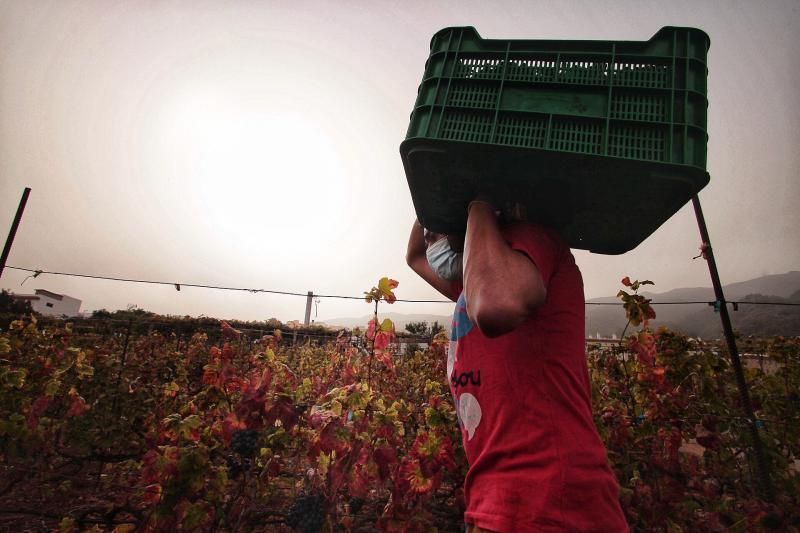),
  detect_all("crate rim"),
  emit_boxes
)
[399,136,710,173]
[429,25,711,53]
[405,106,711,136]
[415,75,712,96]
